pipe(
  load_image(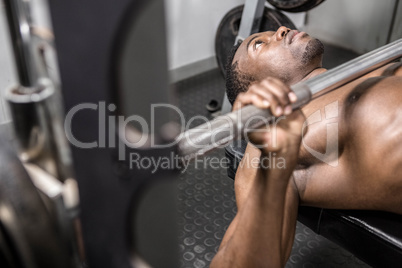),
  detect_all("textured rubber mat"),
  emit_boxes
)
[173,44,370,267]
